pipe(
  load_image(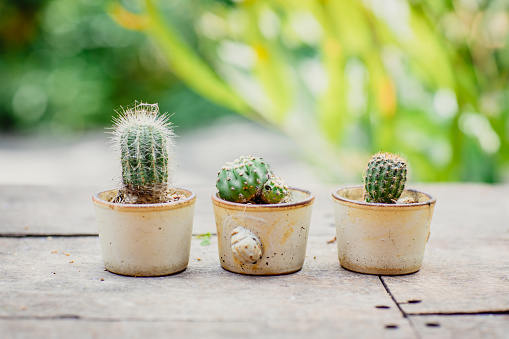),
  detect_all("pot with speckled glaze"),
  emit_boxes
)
[332,186,436,275]
[212,188,314,275]
[92,188,196,277]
